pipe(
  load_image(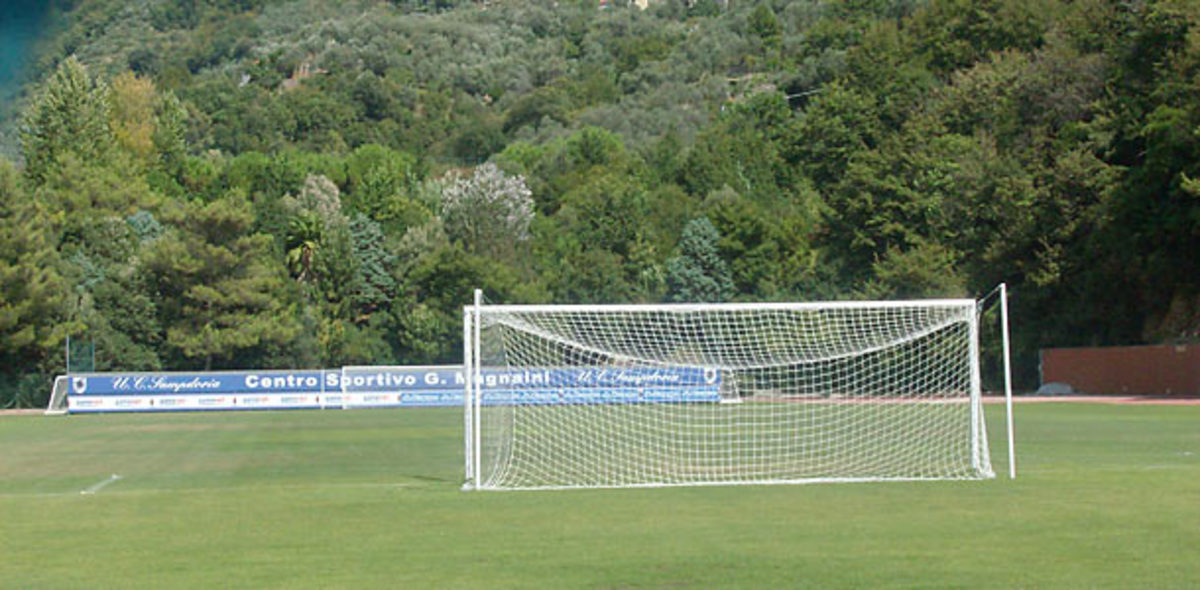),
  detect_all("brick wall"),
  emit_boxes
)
[1040,345,1199,395]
